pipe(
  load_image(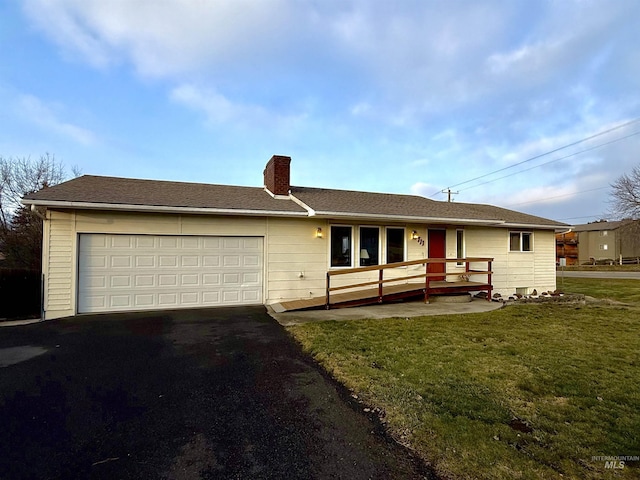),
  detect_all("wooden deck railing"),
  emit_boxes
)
[326,257,493,309]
